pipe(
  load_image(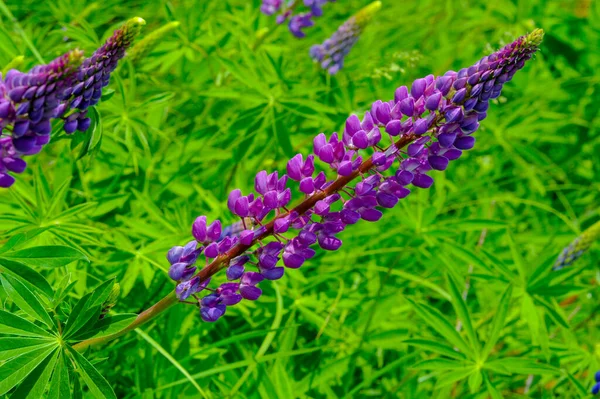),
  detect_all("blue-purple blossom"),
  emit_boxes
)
[310,1,381,74]
[59,17,146,133]
[166,29,544,322]
[260,0,335,38]
[0,17,144,189]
